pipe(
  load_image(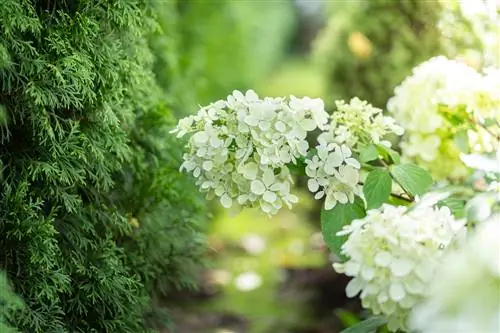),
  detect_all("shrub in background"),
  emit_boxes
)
[313,0,443,109]
[150,0,297,113]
